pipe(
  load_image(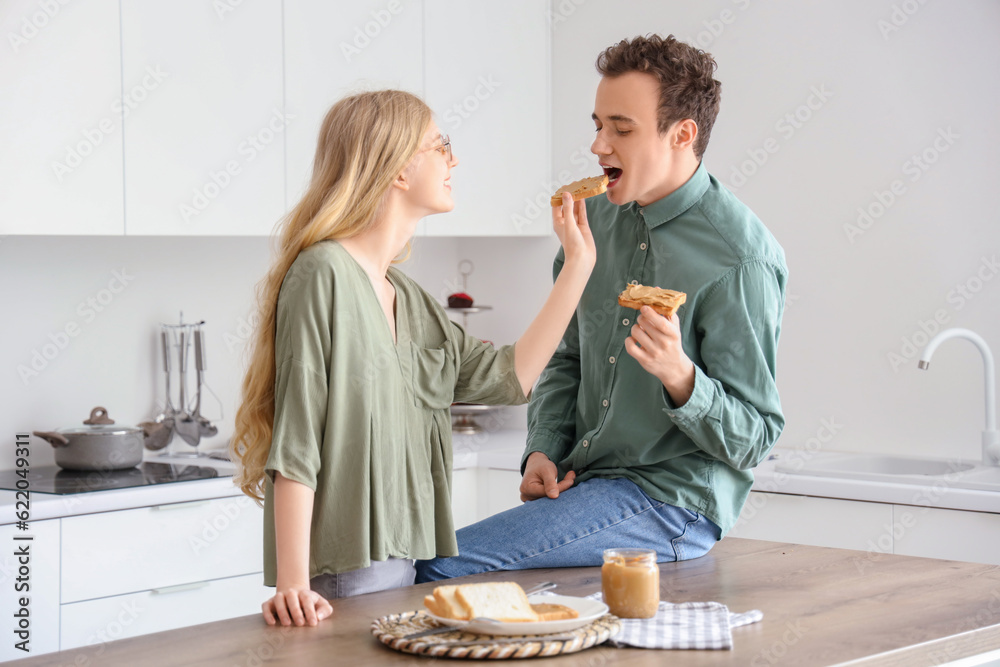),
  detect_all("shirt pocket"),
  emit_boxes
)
[409,341,457,410]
